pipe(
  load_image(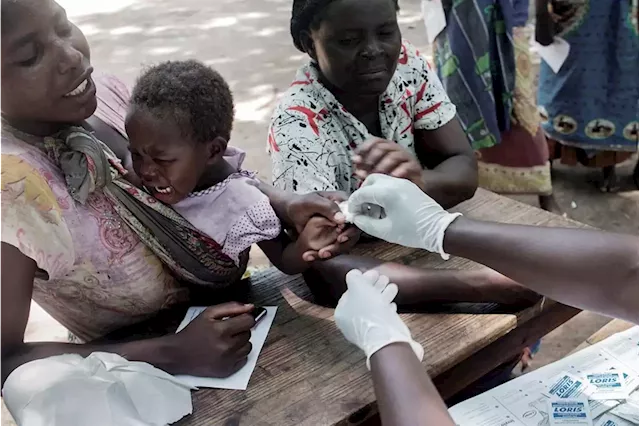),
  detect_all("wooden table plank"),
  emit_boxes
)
[434,302,581,401]
[586,319,635,345]
[180,272,519,426]
[175,189,587,426]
